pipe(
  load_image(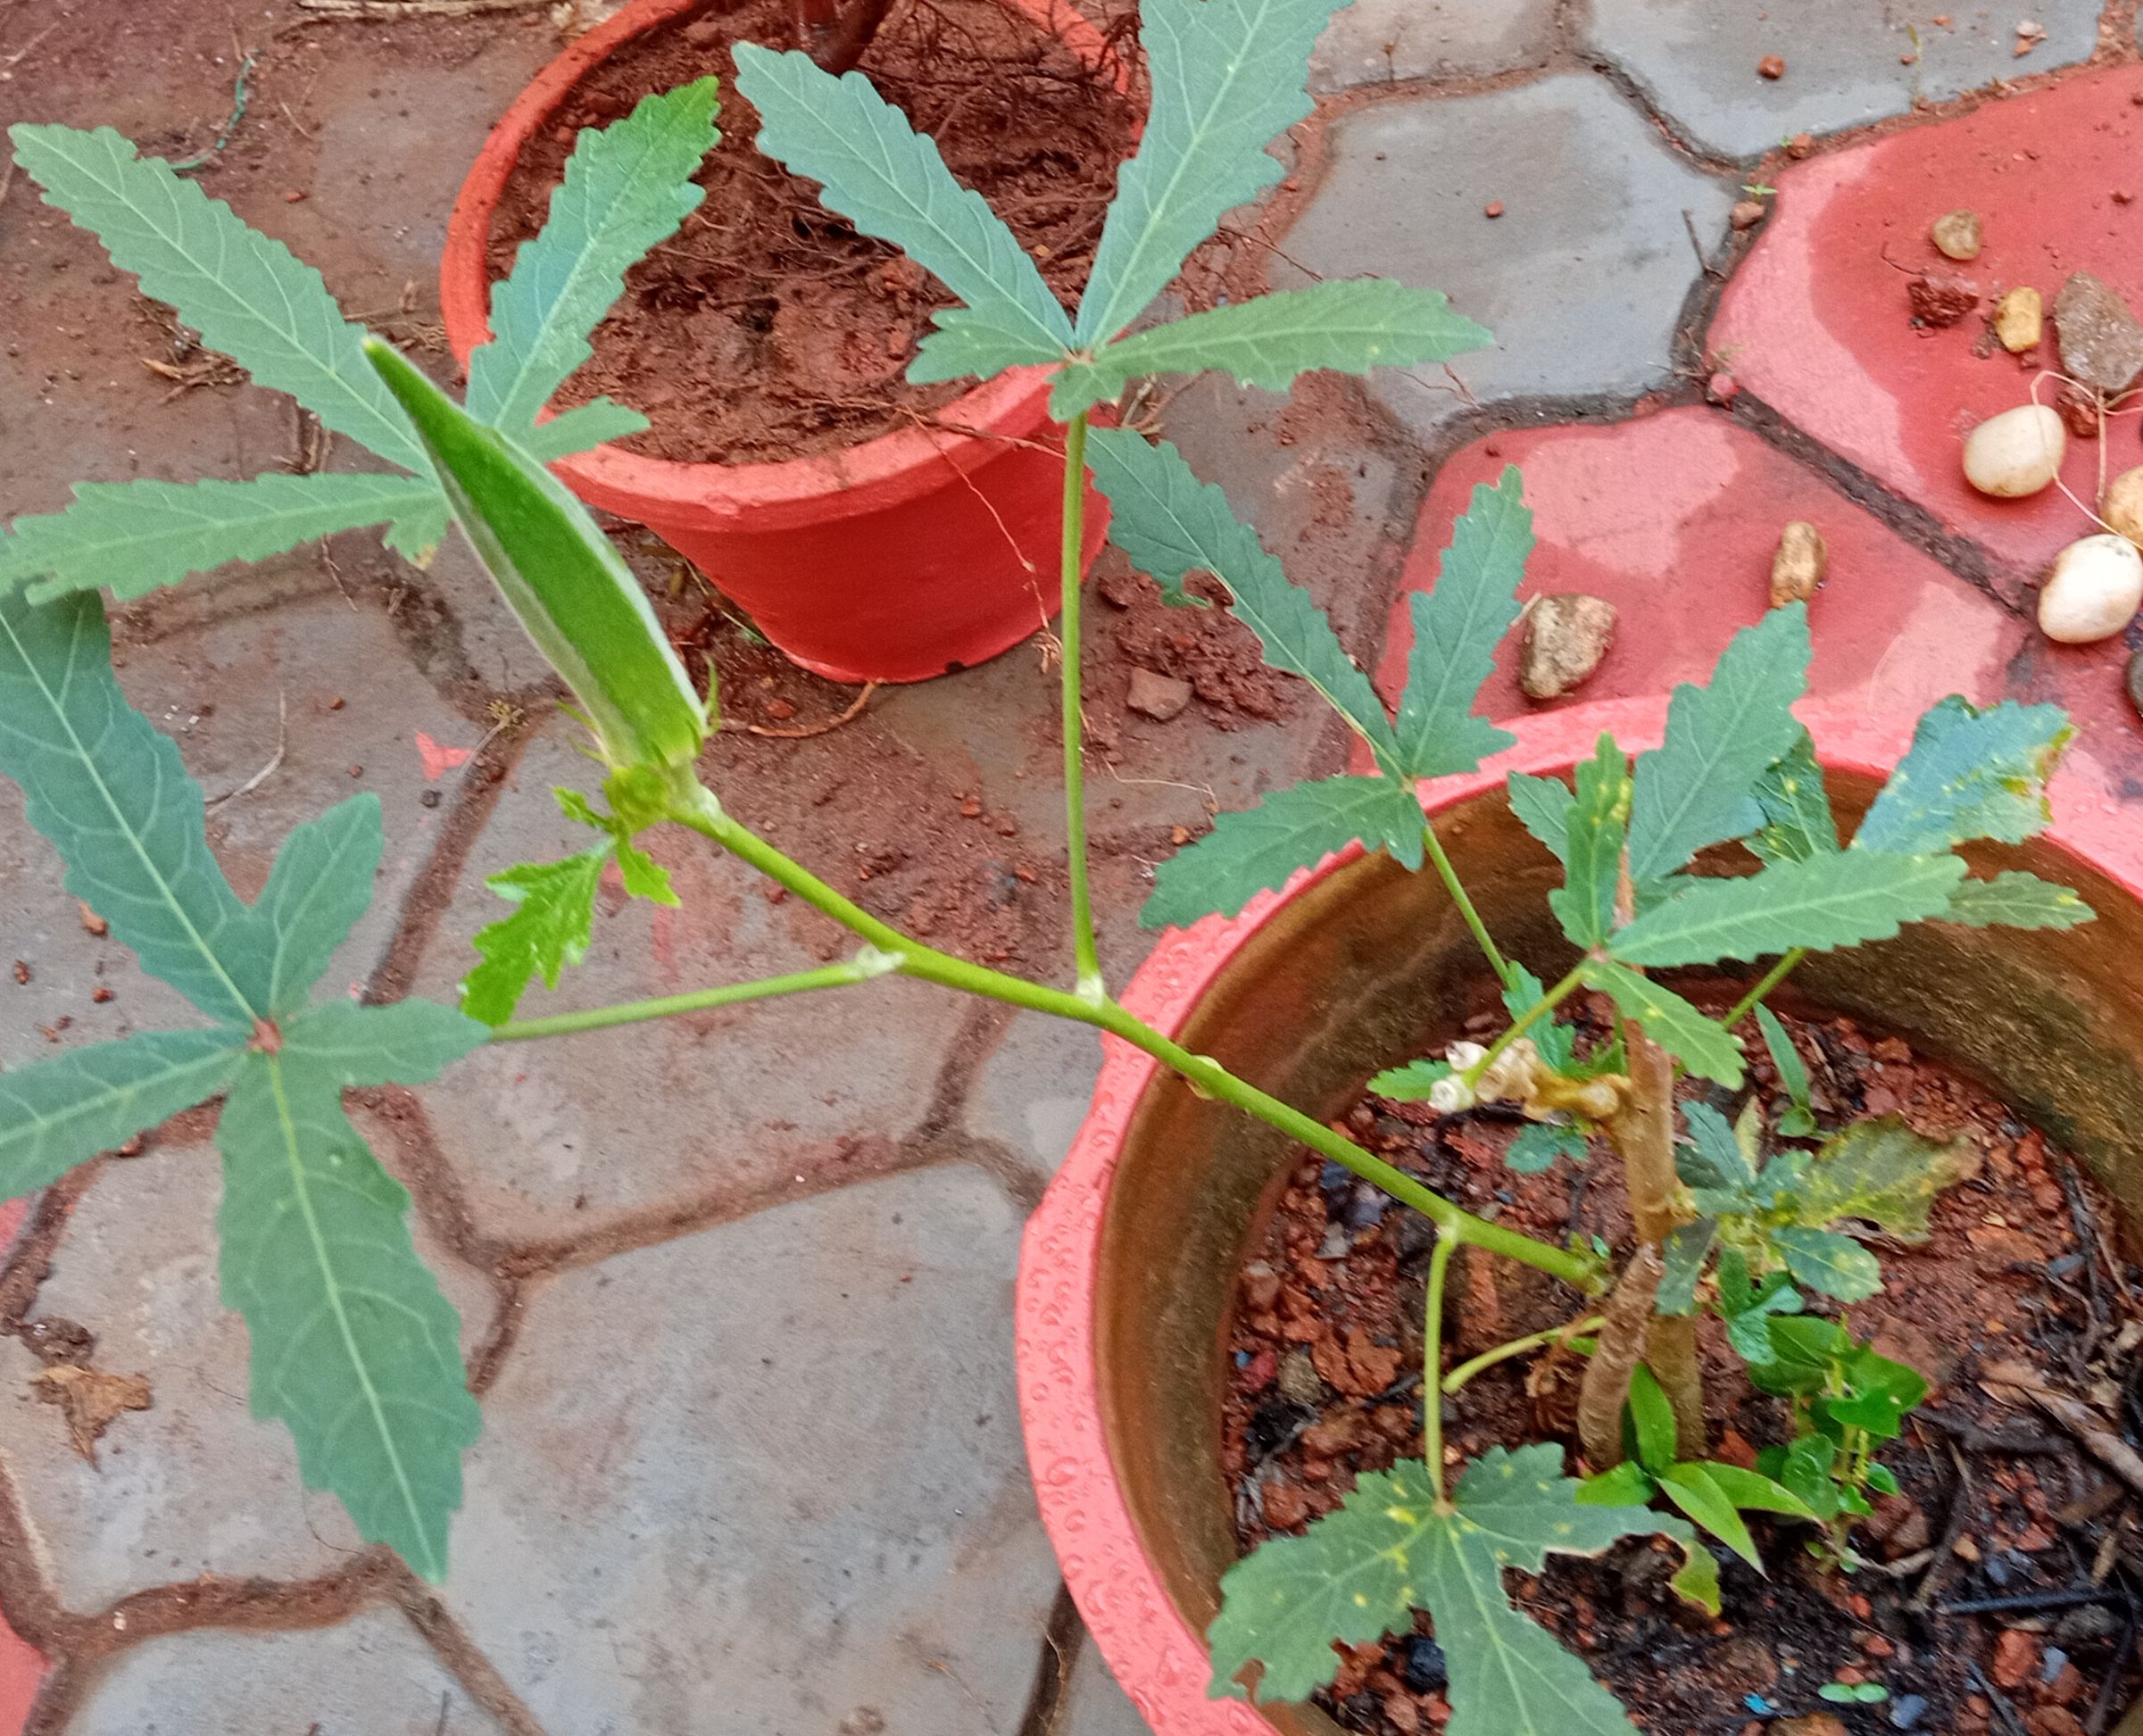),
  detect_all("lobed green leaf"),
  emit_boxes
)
[1582,960,1744,1085]
[1770,1225,1882,1301]
[520,397,652,461]
[1853,696,2070,857]
[8,123,430,474]
[1368,1056,1451,1101]
[1506,770,1574,866]
[461,845,613,1026]
[1789,1117,1974,1242]
[1395,469,1532,780]
[0,1029,243,1200]
[1748,730,1838,866]
[252,794,386,1016]
[1548,734,1629,949]
[1506,1122,1588,1173]
[1941,870,2094,931]
[1610,851,1966,968]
